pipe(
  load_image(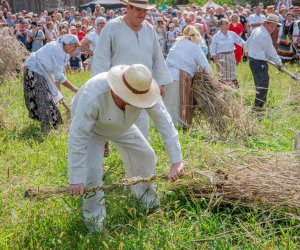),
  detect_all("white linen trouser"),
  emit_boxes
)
[84,125,159,232]
[164,80,180,126]
[135,109,150,142]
